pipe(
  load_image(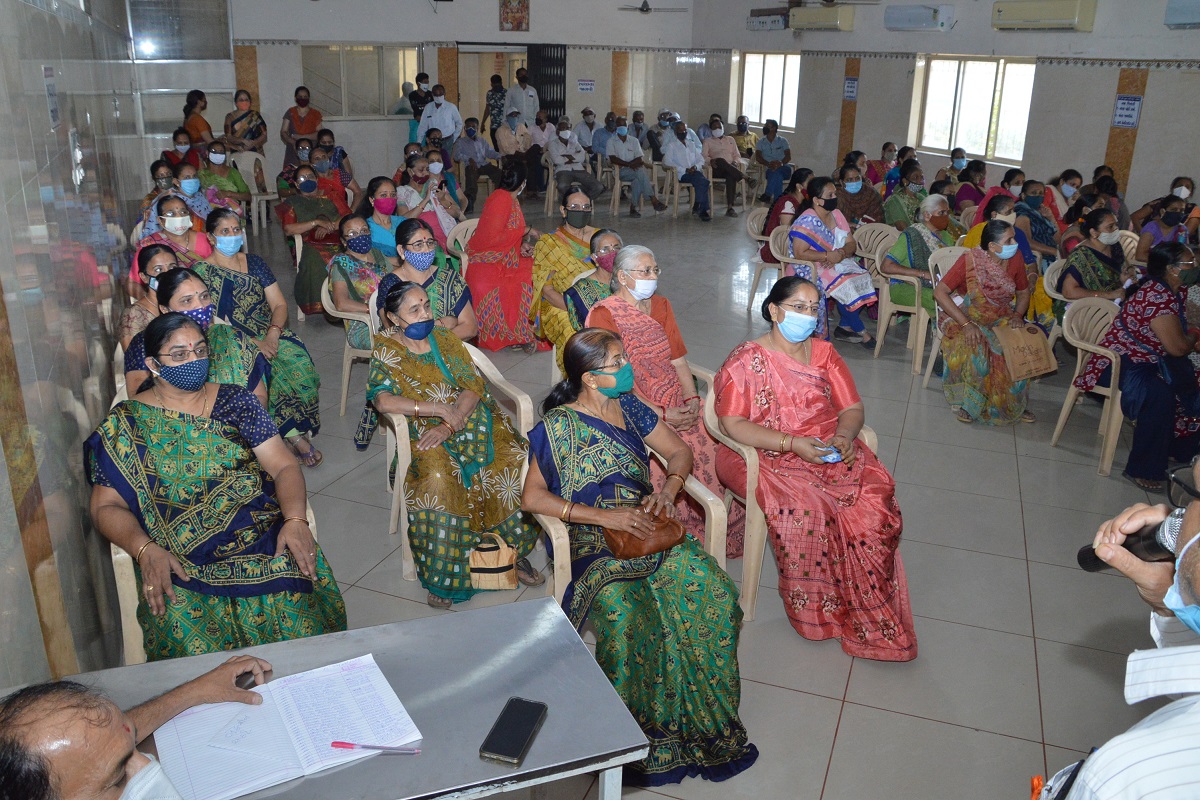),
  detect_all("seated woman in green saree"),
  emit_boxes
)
[194,209,323,467]
[561,228,619,329]
[522,328,758,787]
[86,313,346,661]
[367,281,543,609]
[276,164,347,314]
